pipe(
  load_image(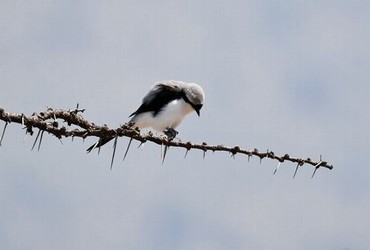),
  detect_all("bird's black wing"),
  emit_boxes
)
[129,83,184,117]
